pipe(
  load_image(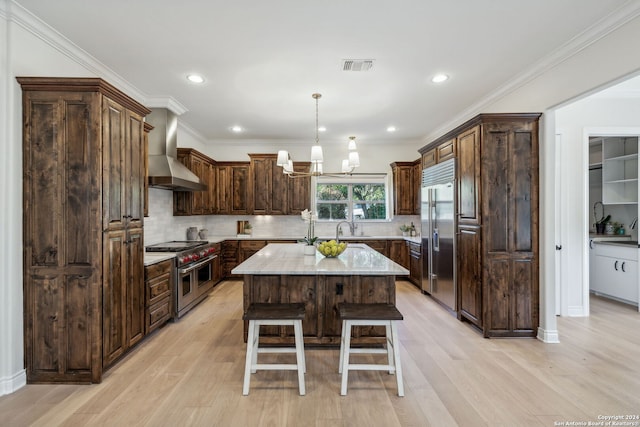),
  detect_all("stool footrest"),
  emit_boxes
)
[257,347,298,354]
[347,348,389,355]
[346,363,396,372]
[253,364,301,370]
